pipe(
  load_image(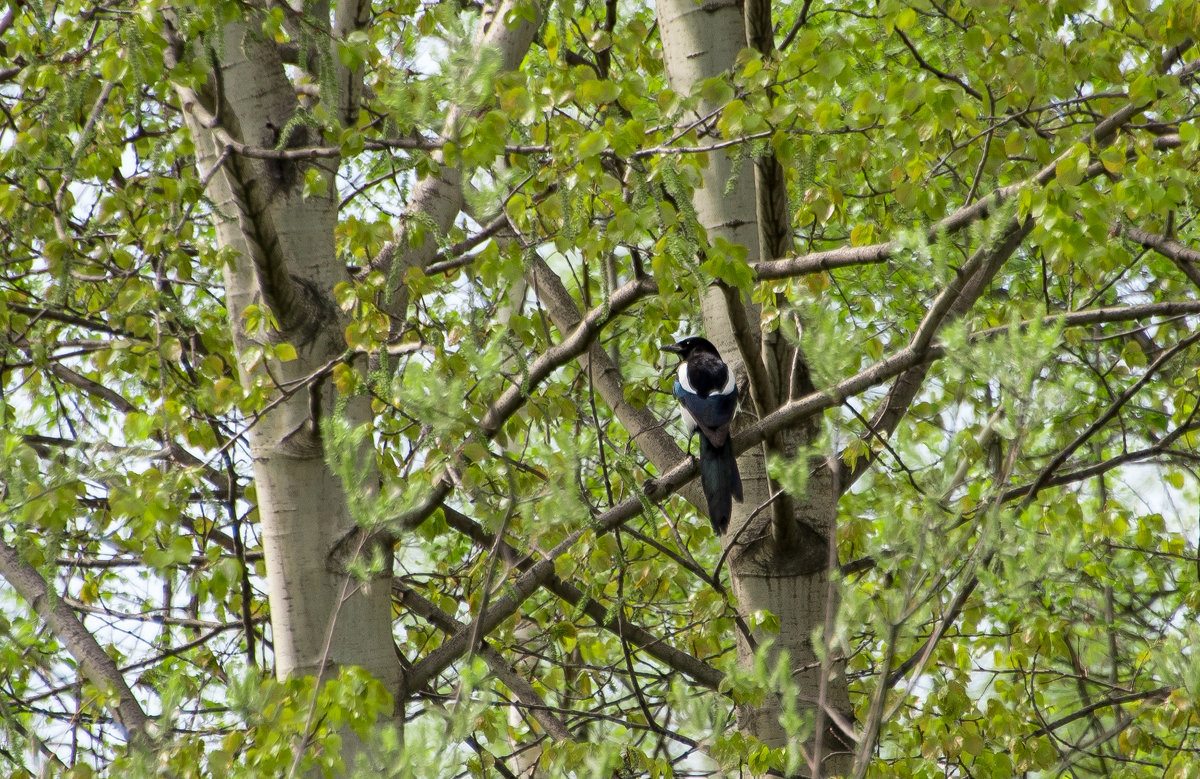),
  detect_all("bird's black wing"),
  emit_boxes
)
[679,389,737,447]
